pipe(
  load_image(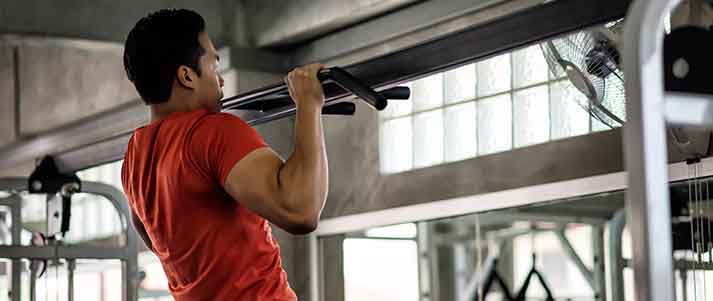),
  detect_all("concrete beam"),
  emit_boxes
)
[290,0,542,66]
[0,0,227,43]
[244,0,421,48]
